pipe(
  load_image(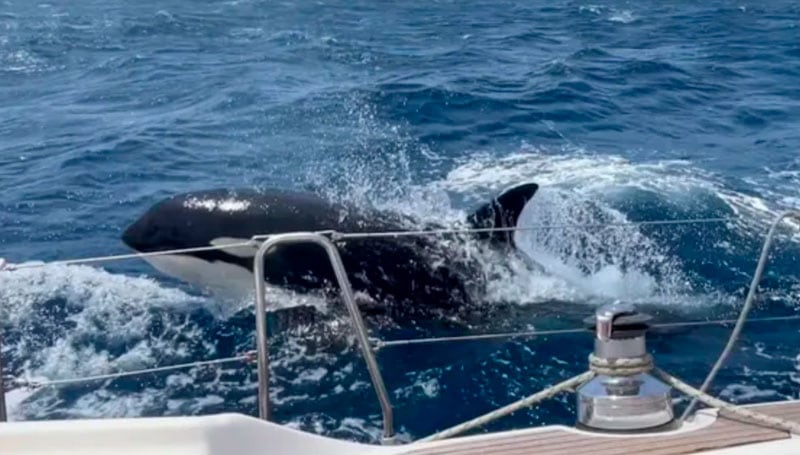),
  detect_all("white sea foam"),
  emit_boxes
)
[0,263,208,416]
[608,10,637,24]
[578,5,637,24]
